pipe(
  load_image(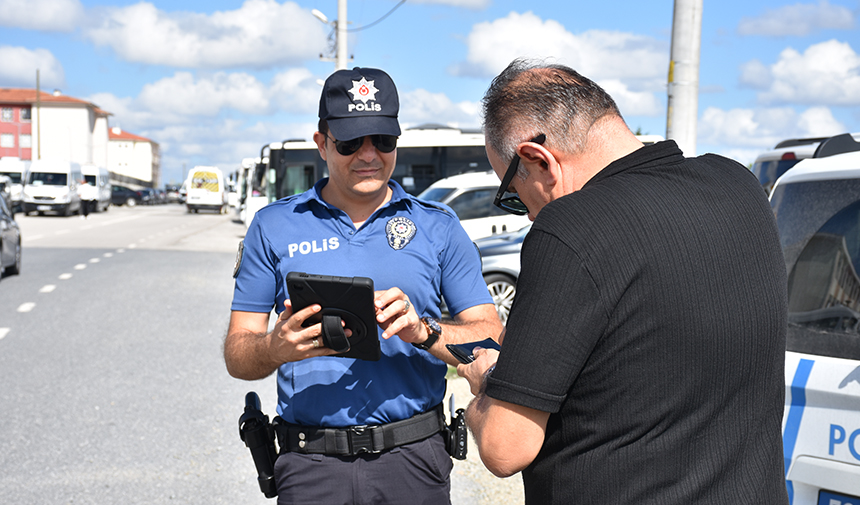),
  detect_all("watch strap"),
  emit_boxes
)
[413,317,441,350]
